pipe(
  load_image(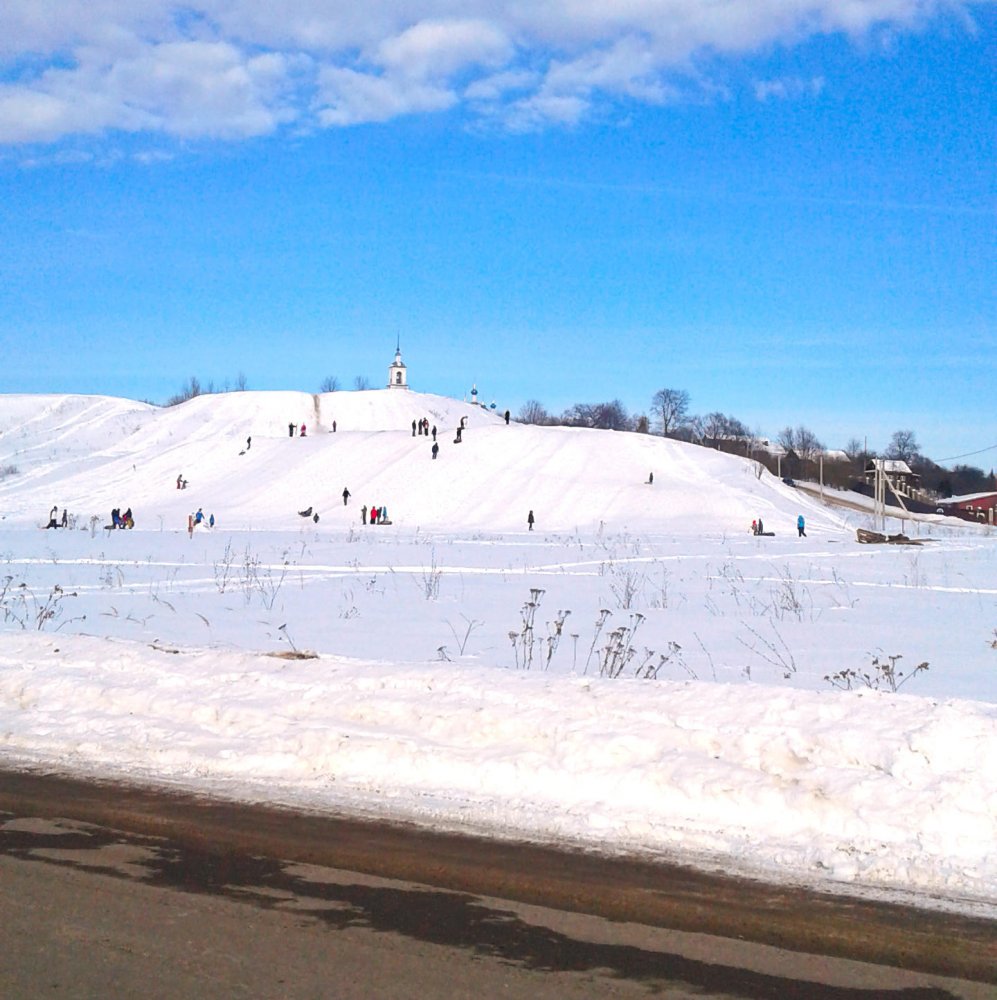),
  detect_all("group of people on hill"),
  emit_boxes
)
[361,504,390,525]
[110,507,134,529]
[426,414,477,459]
[750,515,807,537]
[288,420,338,438]
[44,505,69,529]
[170,408,518,531]
[186,508,215,536]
